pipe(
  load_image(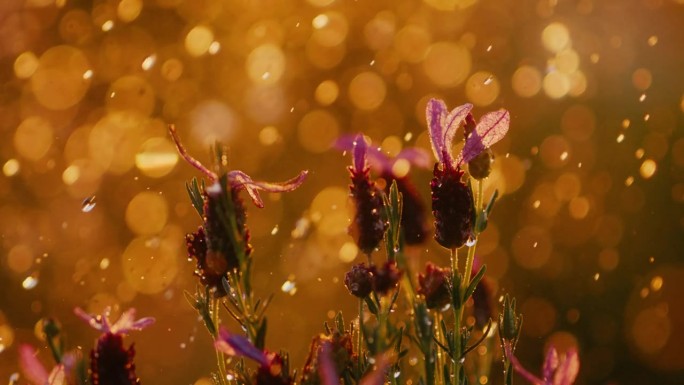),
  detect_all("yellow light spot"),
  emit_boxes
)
[512,65,542,98]
[314,80,339,106]
[31,45,91,110]
[246,44,285,85]
[533,200,541,208]
[512,226,552,269]
[62,164,81,185]
[14,51,39,79]
[644,113,650,121]
[625,176,634,186]
[117,0,142,23]
[298,109,339,153]
[423,41,471,88]
[569,196,590,219]
[14,116,53,161]
[465,71,500,106]
[639,93,647,102]
[617,134,625,143]
[394,25,431,63]
[590,53,600,63]
[639,159,657,179]
[161,58,183,81]
[122,234,179,294]
[125,191,168,235]
[632,68,652,91]
[259,126,280,146]
[339,242,358,262]
[311,12,348,47]
[3,159,20,177]
[622,119,631,129]
[348,71,386,110]
[555,49,580,73]
[650,276,663,291]
[185,25,214,57]
[141,54,156,71]
[135,137,179,178]
[106,76,155,116]
[543,71,570,99]
[208,41,221,55]
[101,20,114,31]
[391,158,411,178]
[640,287,649,298]
[542,22,570,53]
[647,35,658,46]
[0,325,14,352]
